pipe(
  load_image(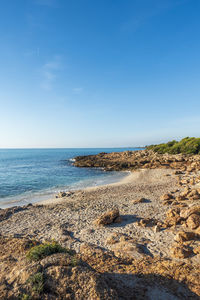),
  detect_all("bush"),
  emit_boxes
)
[28,272,44,294]
[26,241,74,261]
[147,137,200,155]
[20,294,30,300]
